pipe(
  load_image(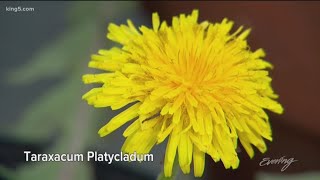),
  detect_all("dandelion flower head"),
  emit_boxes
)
[82,10,283,177]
